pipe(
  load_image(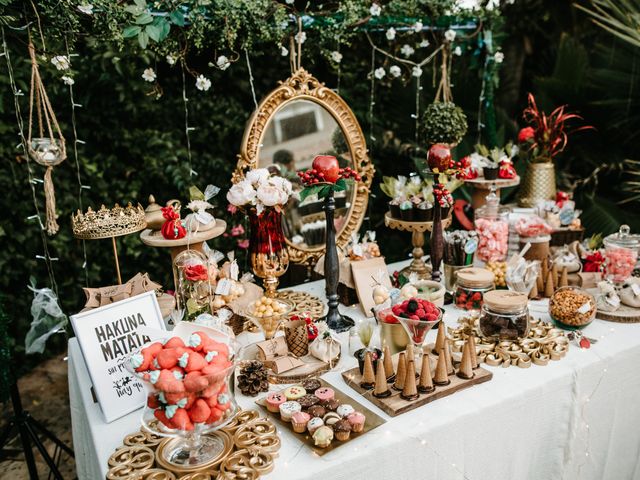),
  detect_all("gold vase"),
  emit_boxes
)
[518,162,557,207]
[380,321,410,355]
